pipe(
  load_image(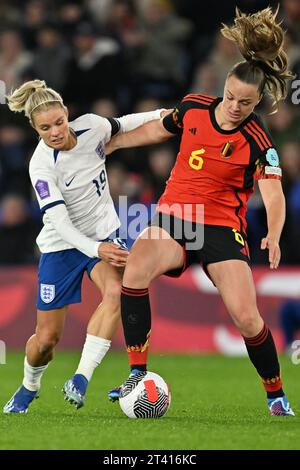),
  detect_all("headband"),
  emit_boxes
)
[30,99,63,116]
